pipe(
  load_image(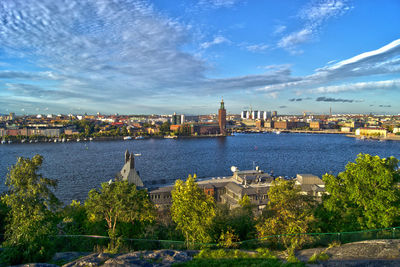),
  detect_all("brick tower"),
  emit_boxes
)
[218,97,226,135]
